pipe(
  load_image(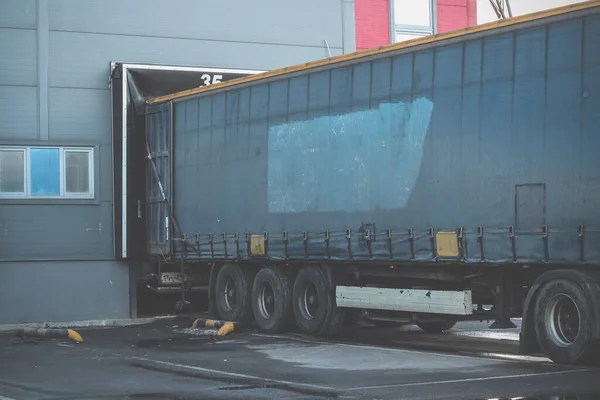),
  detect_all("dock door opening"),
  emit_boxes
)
[109,63,264,260]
